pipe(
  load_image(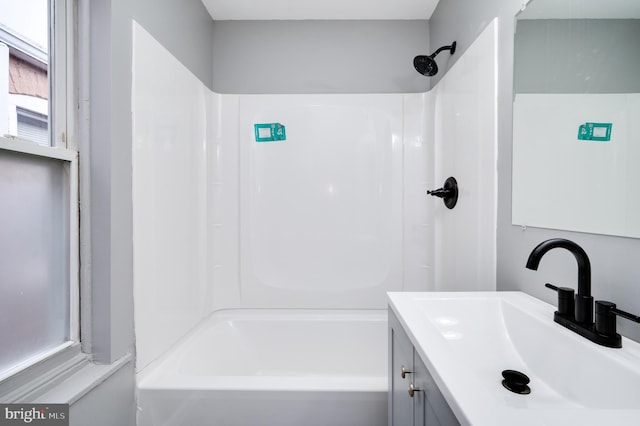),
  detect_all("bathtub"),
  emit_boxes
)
[137,309,388,426]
